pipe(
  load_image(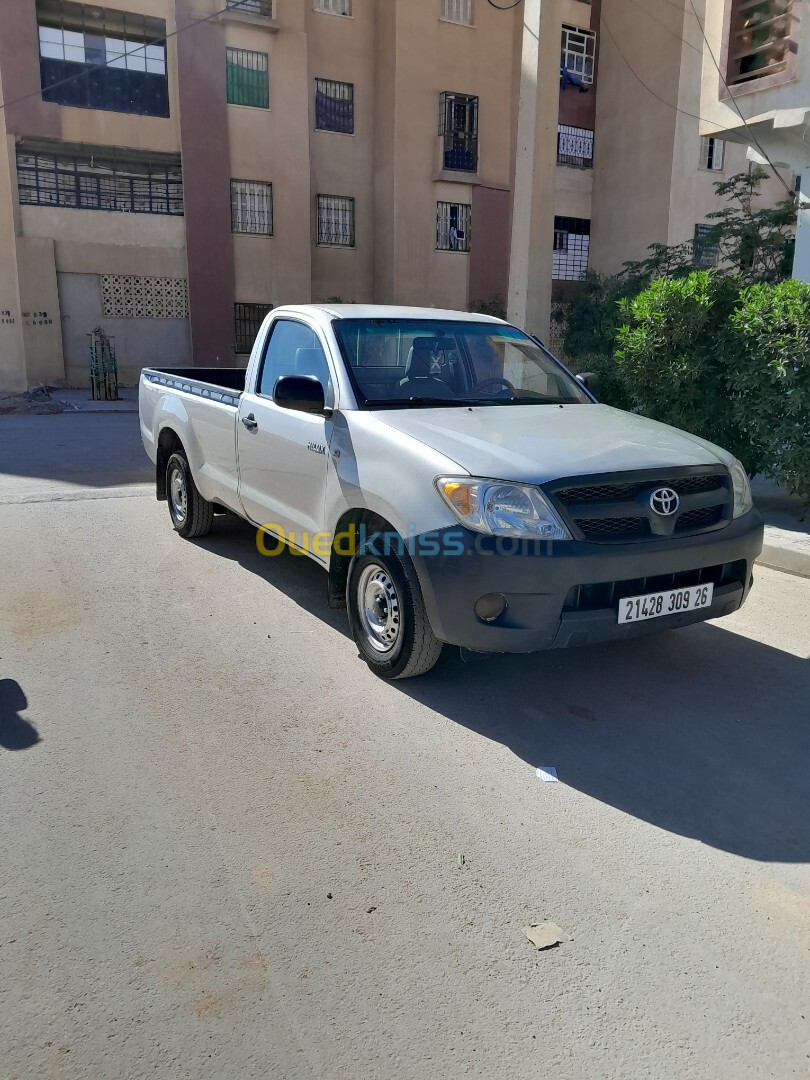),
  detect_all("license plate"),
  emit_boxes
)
[617,583,714,624]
